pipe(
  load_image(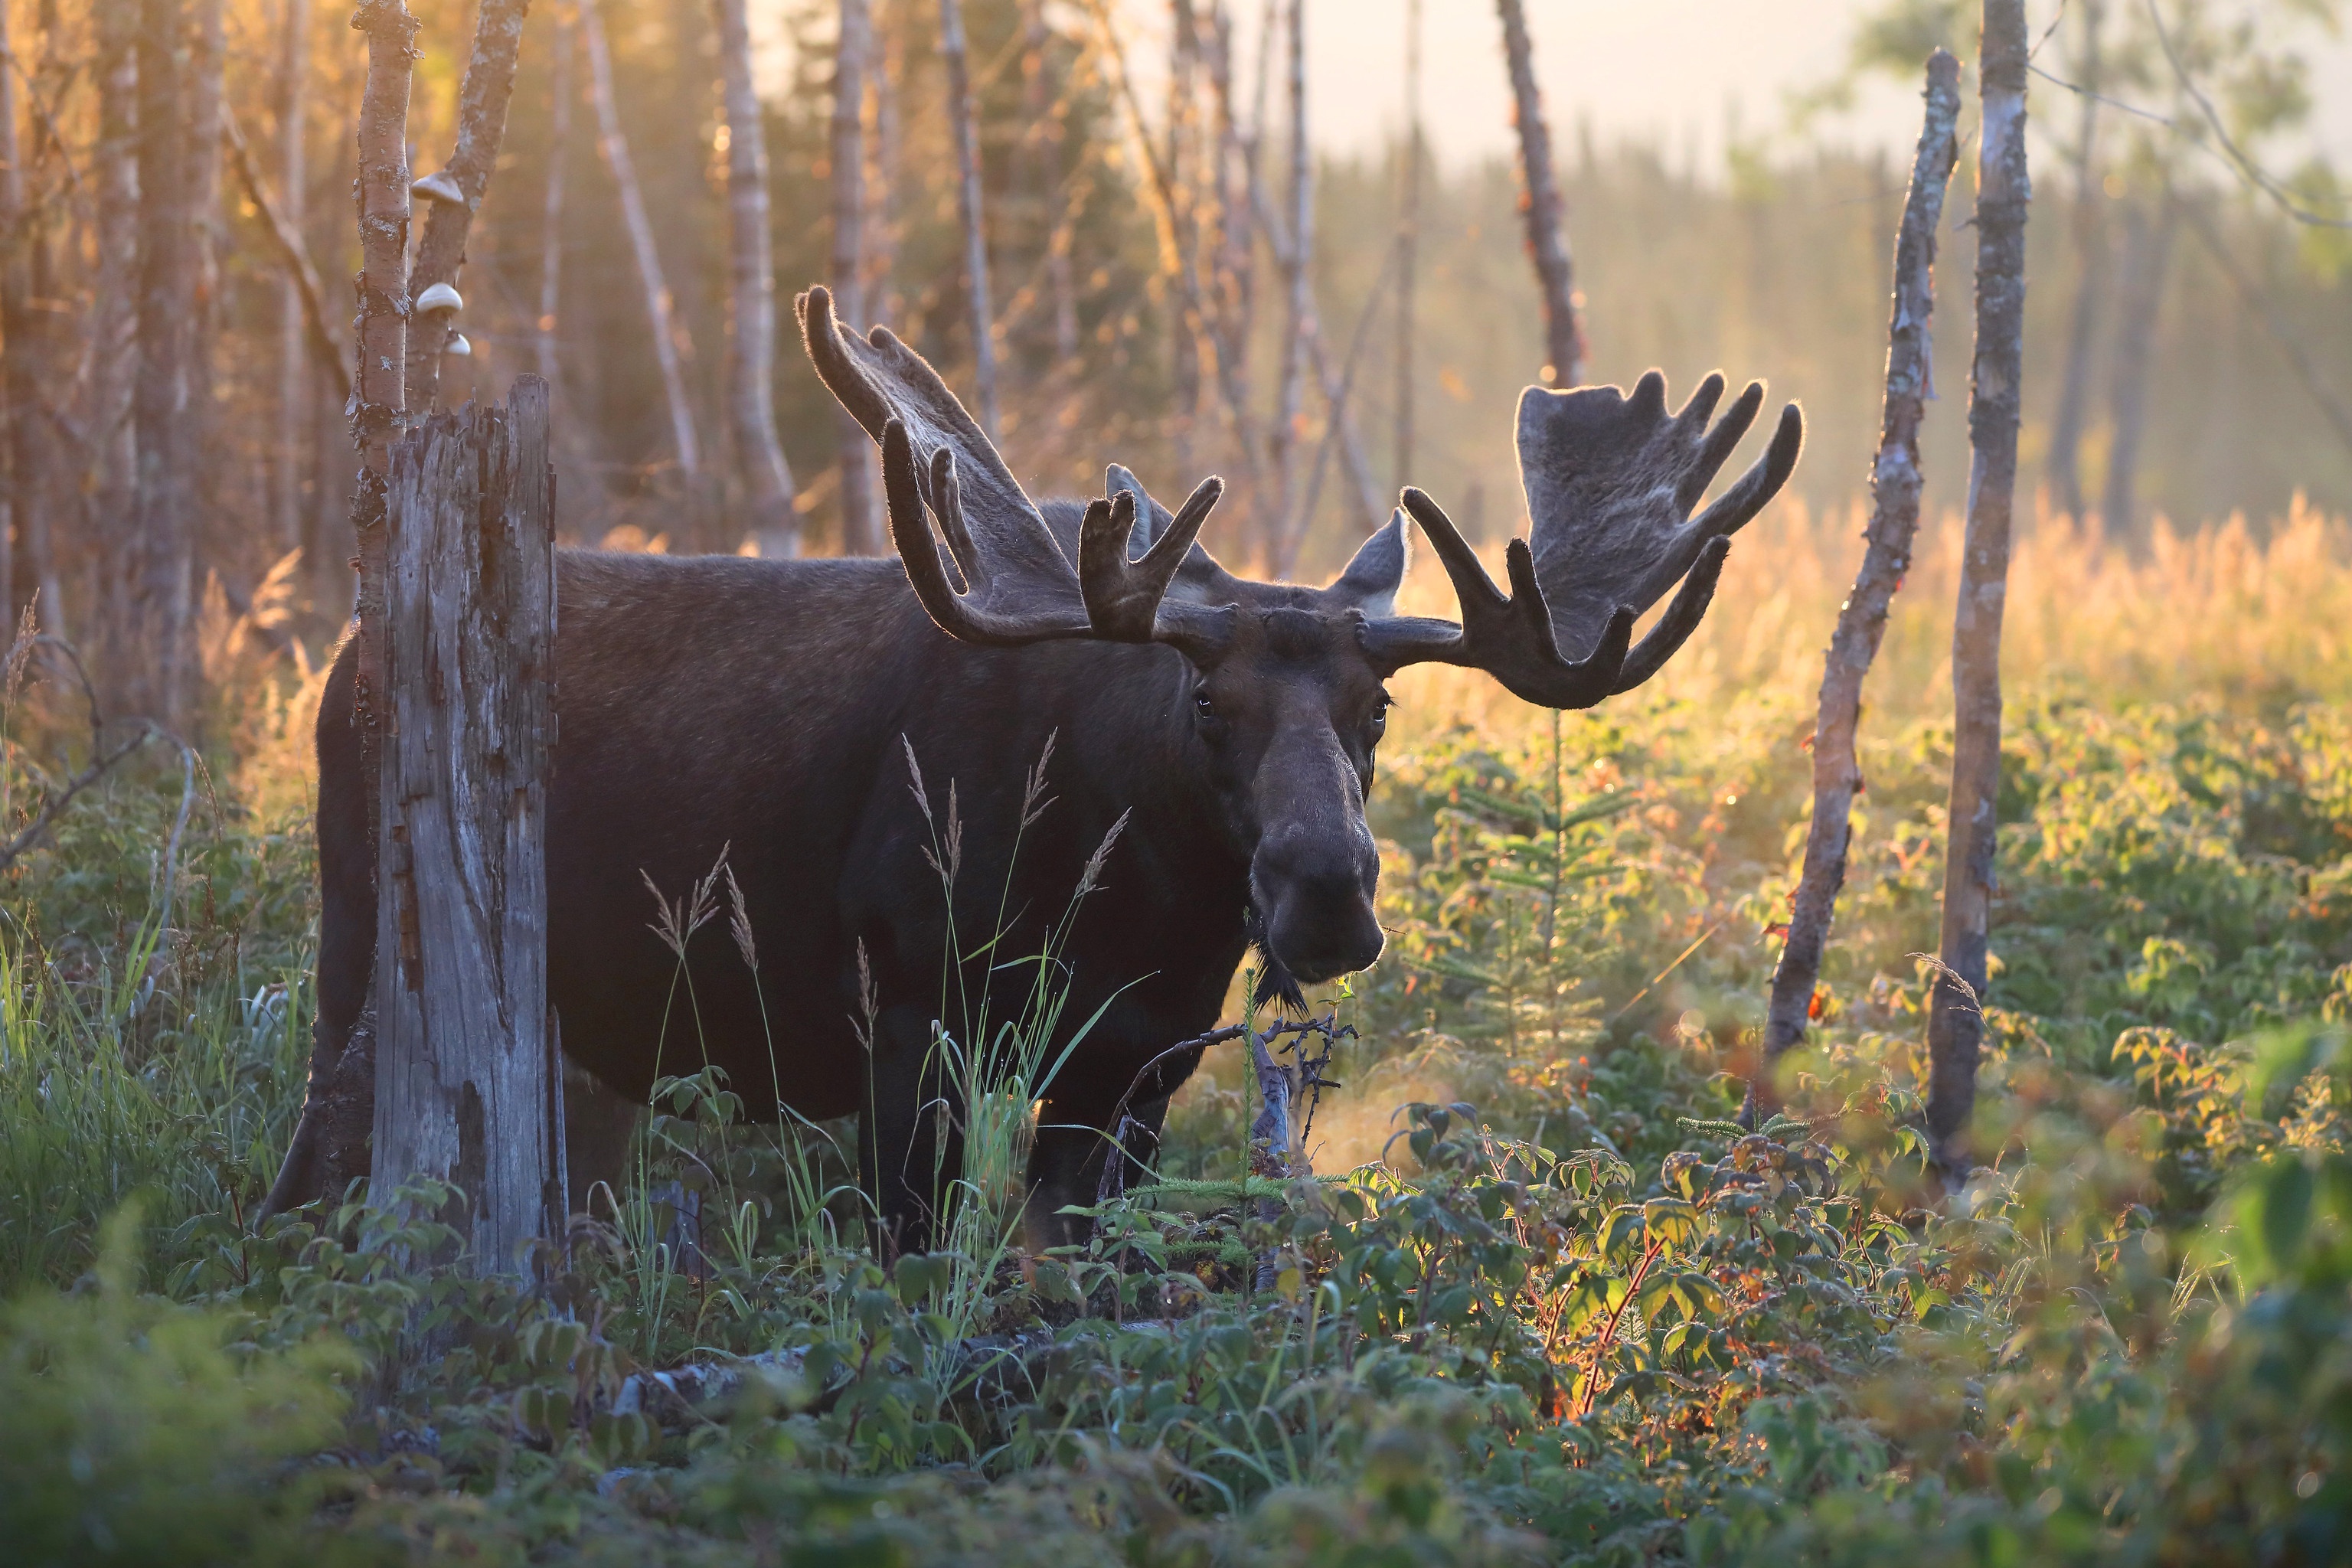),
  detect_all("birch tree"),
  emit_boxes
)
[938,0,1000,438]
[716,0,800,557]
[832,0,877,553]
[1926,0,2030,1177]
[2043,0,2105,521]
[132,0,199,723]
[276,0,314,555]
[1758,51,1961,1099]
[1268,0,1308,572]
